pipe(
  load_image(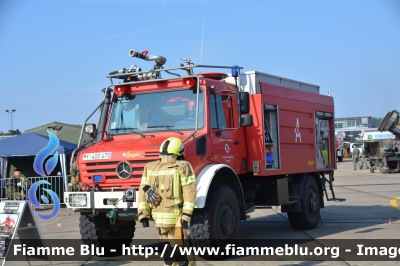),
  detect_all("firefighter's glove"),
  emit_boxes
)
[141,218,149,228]
[143,185,161,206]
[182,220,189,229]
[17,183,21,187]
